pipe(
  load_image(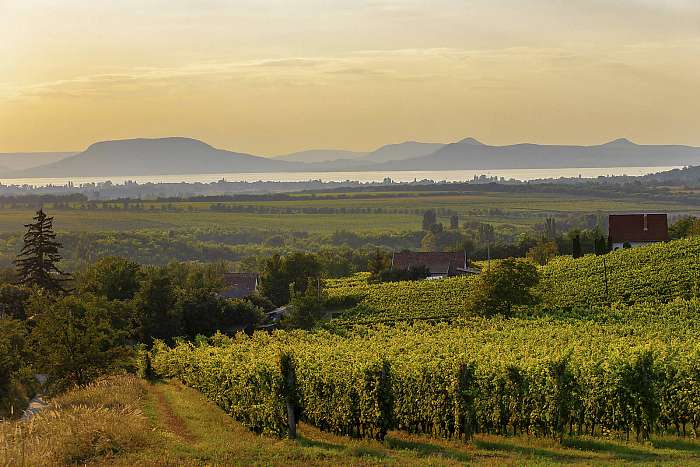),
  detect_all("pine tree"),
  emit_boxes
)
[15,209,69,293]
